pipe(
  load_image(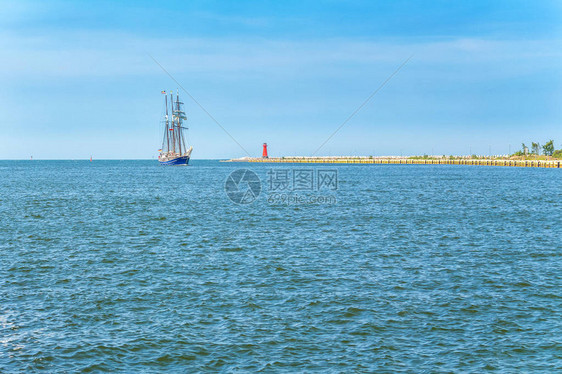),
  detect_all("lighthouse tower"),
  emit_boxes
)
[262,143,269,158]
